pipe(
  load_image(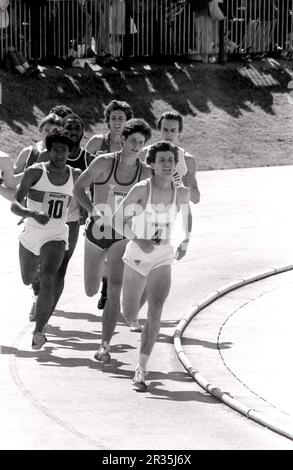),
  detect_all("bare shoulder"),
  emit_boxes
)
[140,160,152,178]
[37,149,50,163]
[86,134,104,153]
[179,147,197,171]
[134,177,150,192]
[127,178,150,203]
[91,133,104,141]
[84,152,116,182]
[93,152,116,167]
[139,145,150,162]
[21,163,43,184]
[72,167,82,181]
[89,134,104,143]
